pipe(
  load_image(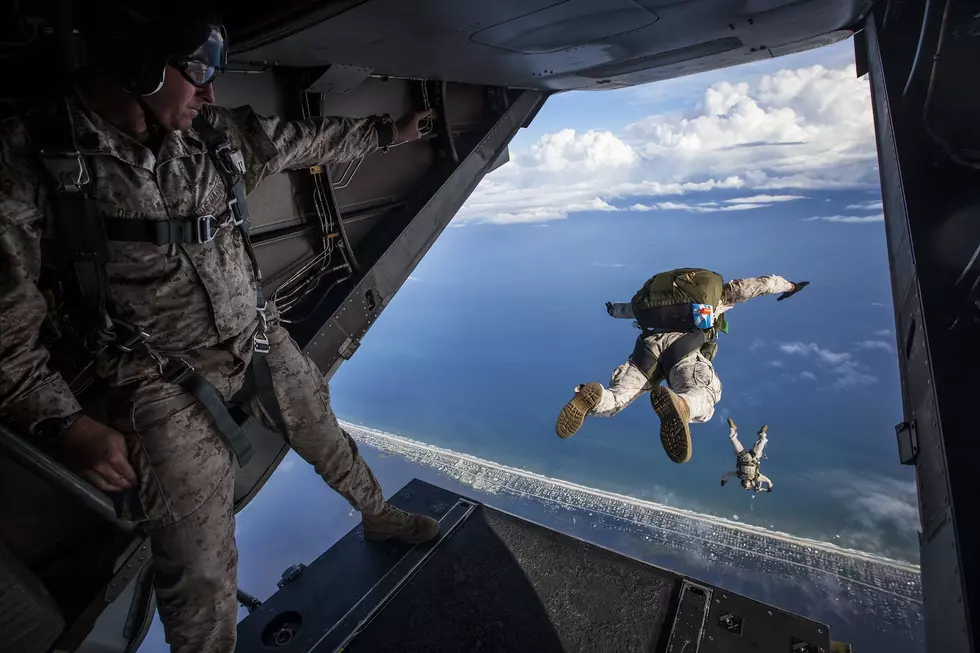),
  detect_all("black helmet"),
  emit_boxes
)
[76,1,227,95]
